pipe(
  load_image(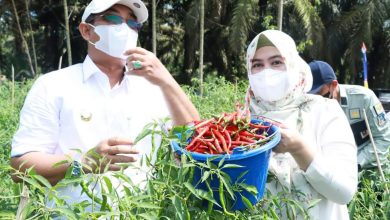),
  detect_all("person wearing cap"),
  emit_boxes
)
[309,60,390,170]
[246,30,357,219]
[10,0,199,213]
